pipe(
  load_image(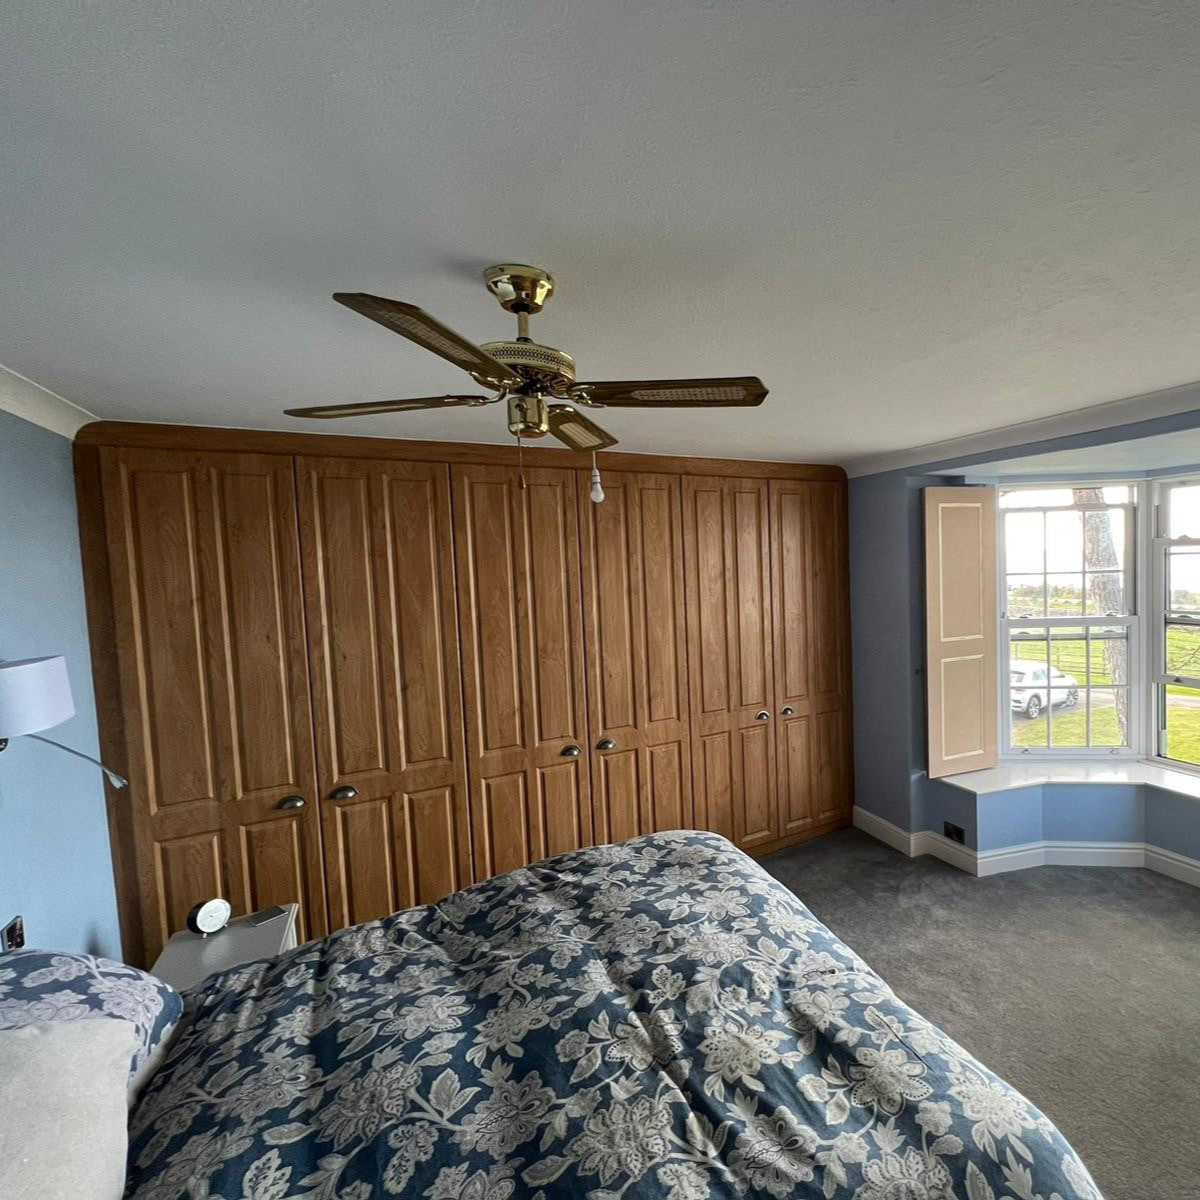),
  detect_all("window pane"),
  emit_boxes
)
[1168,485,1200,539]
[1082,509,1125,572]
[1102,486,1132,505]
[1162,685,1200,766]
[1048,627,1087,683]
[1046,574,1083,615]
[1000,489,1075,509]
[1048,682,1084,747]
[1045,510,1082,571]
[1085,571,1126,616]
[1088,626,1128,686]
[1010,628,1048,668]
[1167,548,1200,615]
[1010,630,1049,745]
[1166,623,1200,680]
[1007,575,1045,618]
[1004,511,1044,573]
[1089,687,1130,747]
[1013,708,1048,746]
